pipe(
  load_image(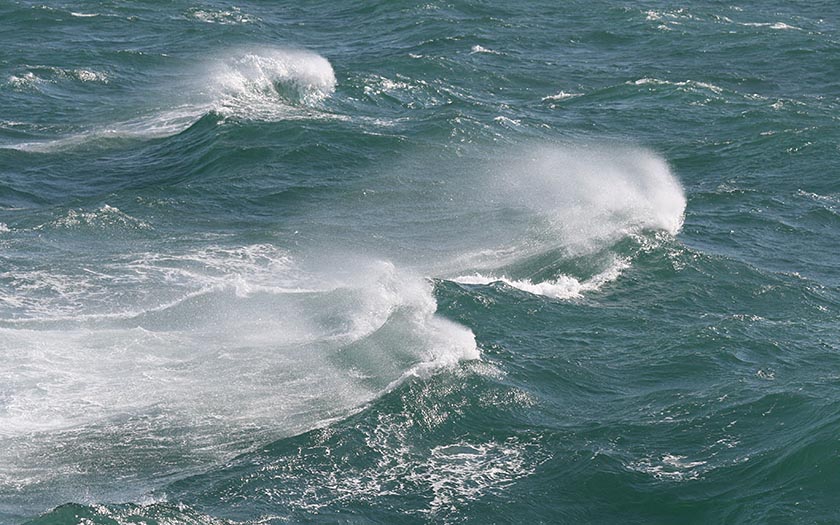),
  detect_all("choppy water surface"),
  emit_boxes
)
[1,1,839,523]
